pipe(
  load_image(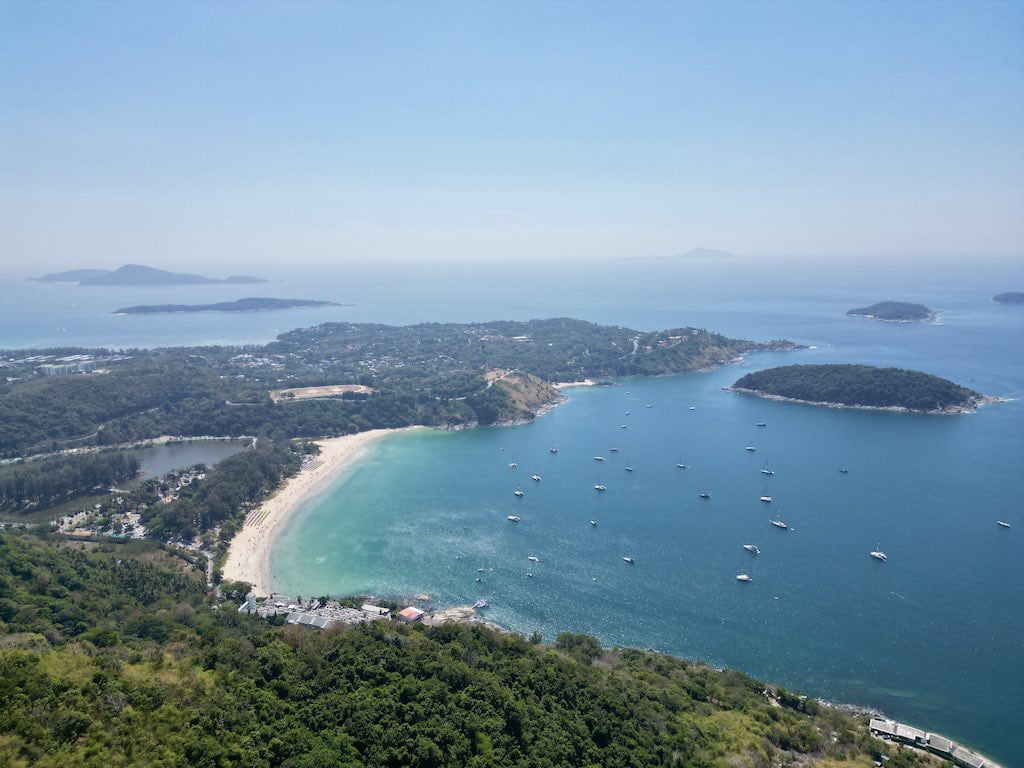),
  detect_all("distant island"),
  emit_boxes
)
[992,292,1024,304]
[625,247,736,262]
[846,301,936,322]
[31,264,266,285]
[729,363,986,413]
[114,297,343,315]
